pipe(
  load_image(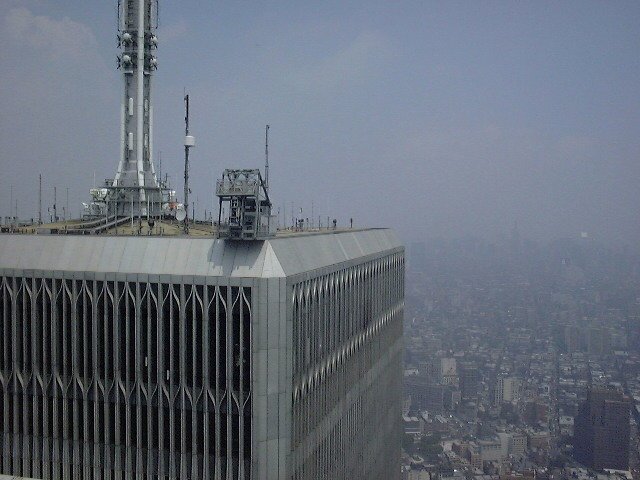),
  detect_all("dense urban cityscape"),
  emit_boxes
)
[402,229,640,480]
